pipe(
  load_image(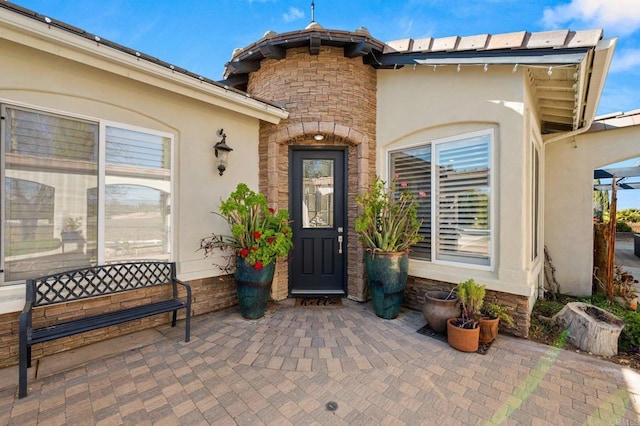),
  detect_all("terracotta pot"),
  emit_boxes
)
[423,291,460,335]
[446,318,480,352]
[479,317,499,343]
